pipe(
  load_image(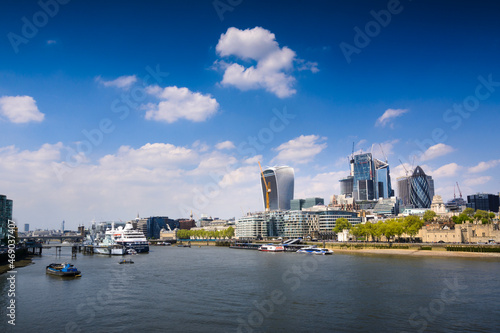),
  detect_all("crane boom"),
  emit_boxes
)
[258,161,271,211]
[456,182,463,199]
